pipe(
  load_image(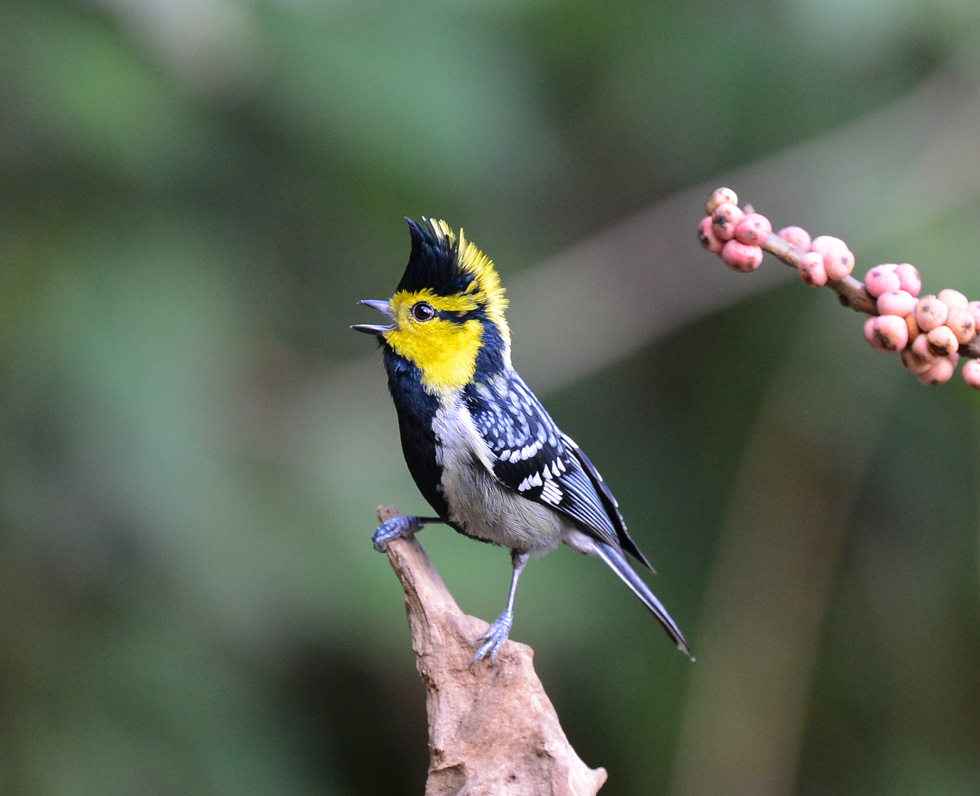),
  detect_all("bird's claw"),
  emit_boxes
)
[470,609,514,666]
[371,515,424,552]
